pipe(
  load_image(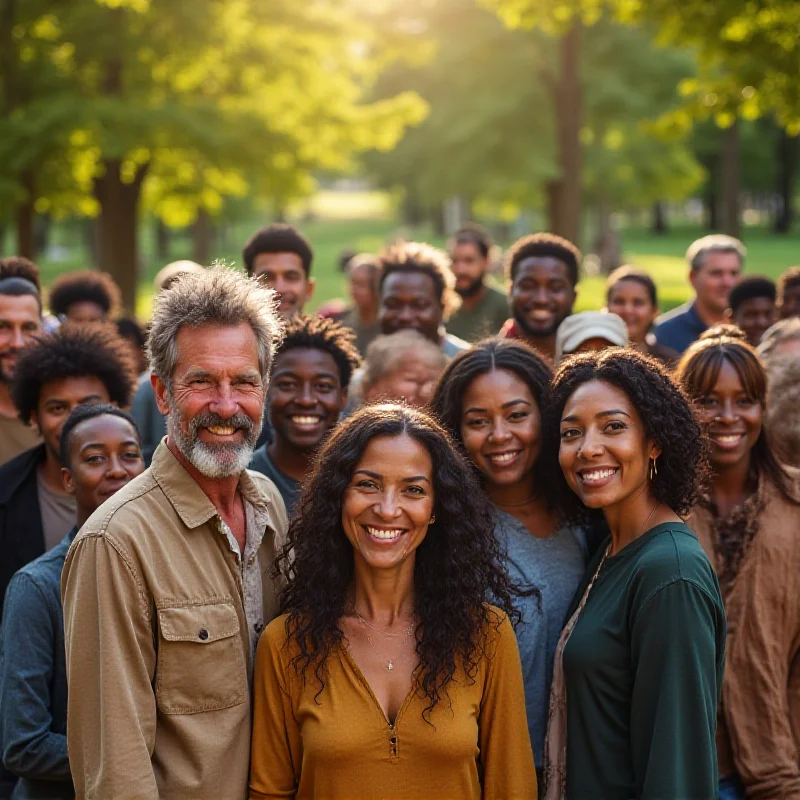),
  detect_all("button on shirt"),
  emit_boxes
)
[61,441,289,800]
